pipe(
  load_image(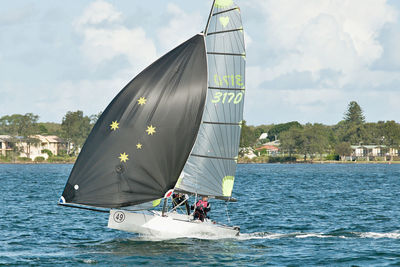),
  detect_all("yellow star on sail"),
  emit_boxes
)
[146,125,156,135]
[136,143,142,149]
[119,152,129,162]
[110,121,119,131]
[137,97,147,106]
